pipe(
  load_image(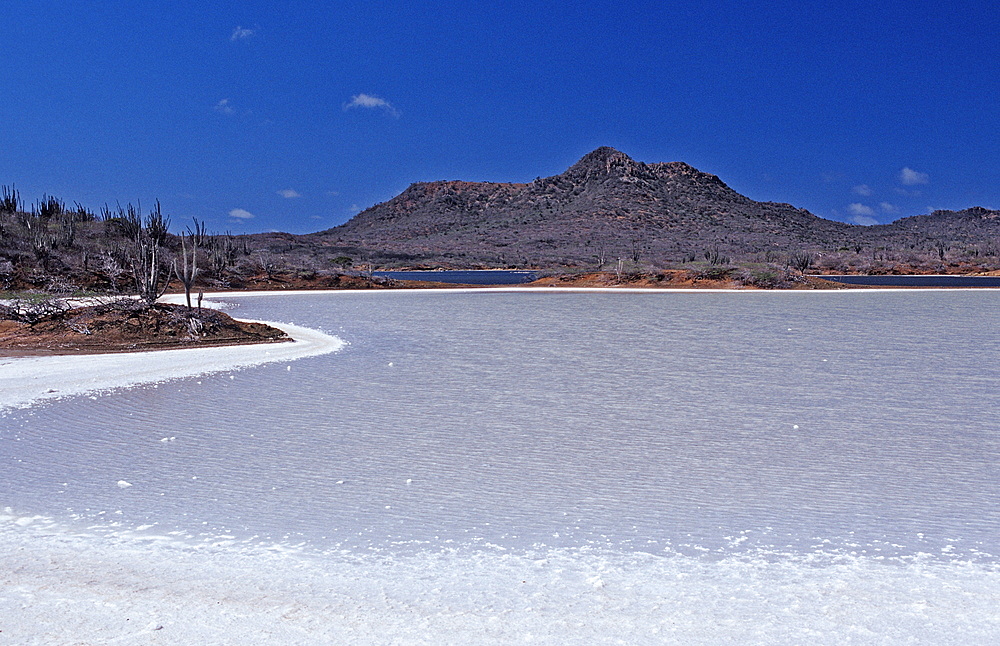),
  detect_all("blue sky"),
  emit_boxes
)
[2,1,997,234]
